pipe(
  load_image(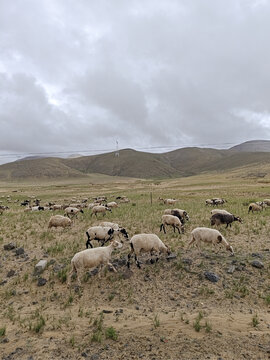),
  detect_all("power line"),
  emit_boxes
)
[0,141,238,159]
